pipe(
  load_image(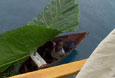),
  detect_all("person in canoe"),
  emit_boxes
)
[37,40,65,64]
[51,40,65,59]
